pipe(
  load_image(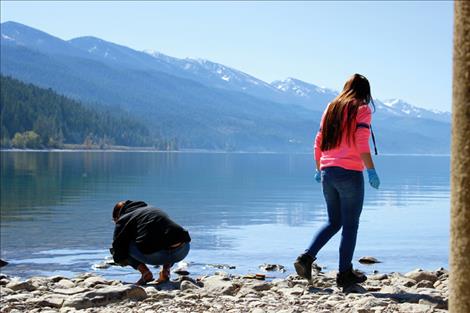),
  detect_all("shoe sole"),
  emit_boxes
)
[294,261,311,280]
